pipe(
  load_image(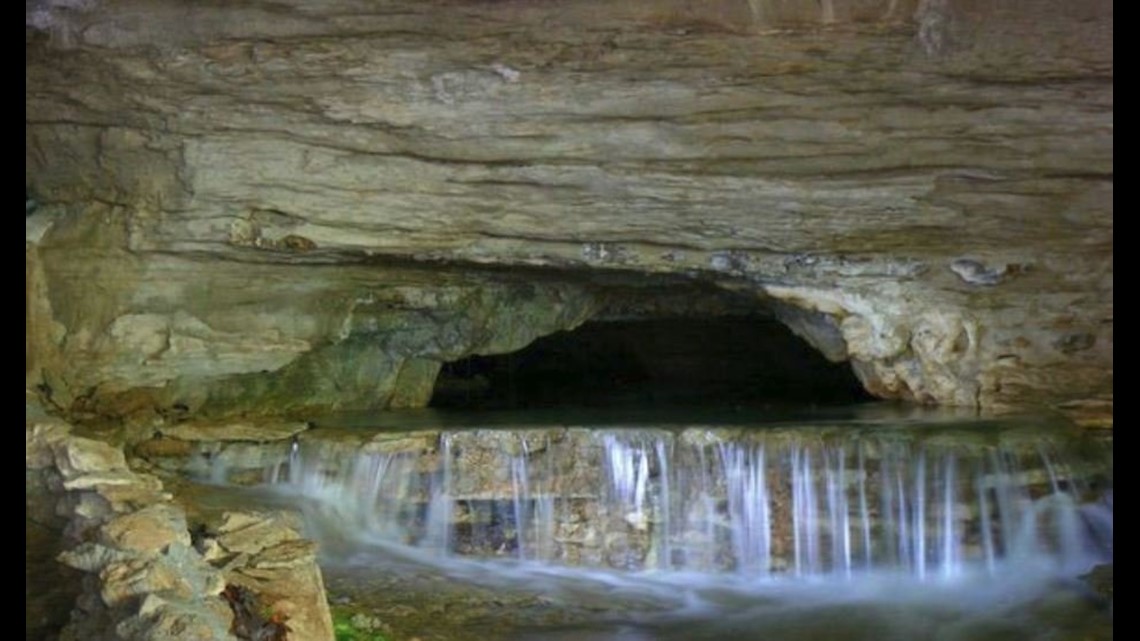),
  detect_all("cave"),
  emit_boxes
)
[431,315,871,410]
[24,0,1113,419]
[25,0,1113,640]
